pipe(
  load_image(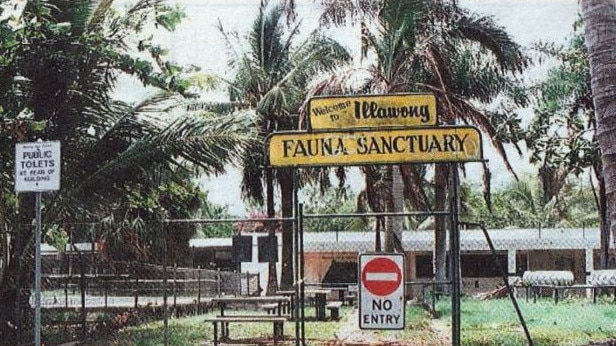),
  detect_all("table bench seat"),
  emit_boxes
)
[260,303,280,314]
[326,301,343,320]
[204,316,288,345]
